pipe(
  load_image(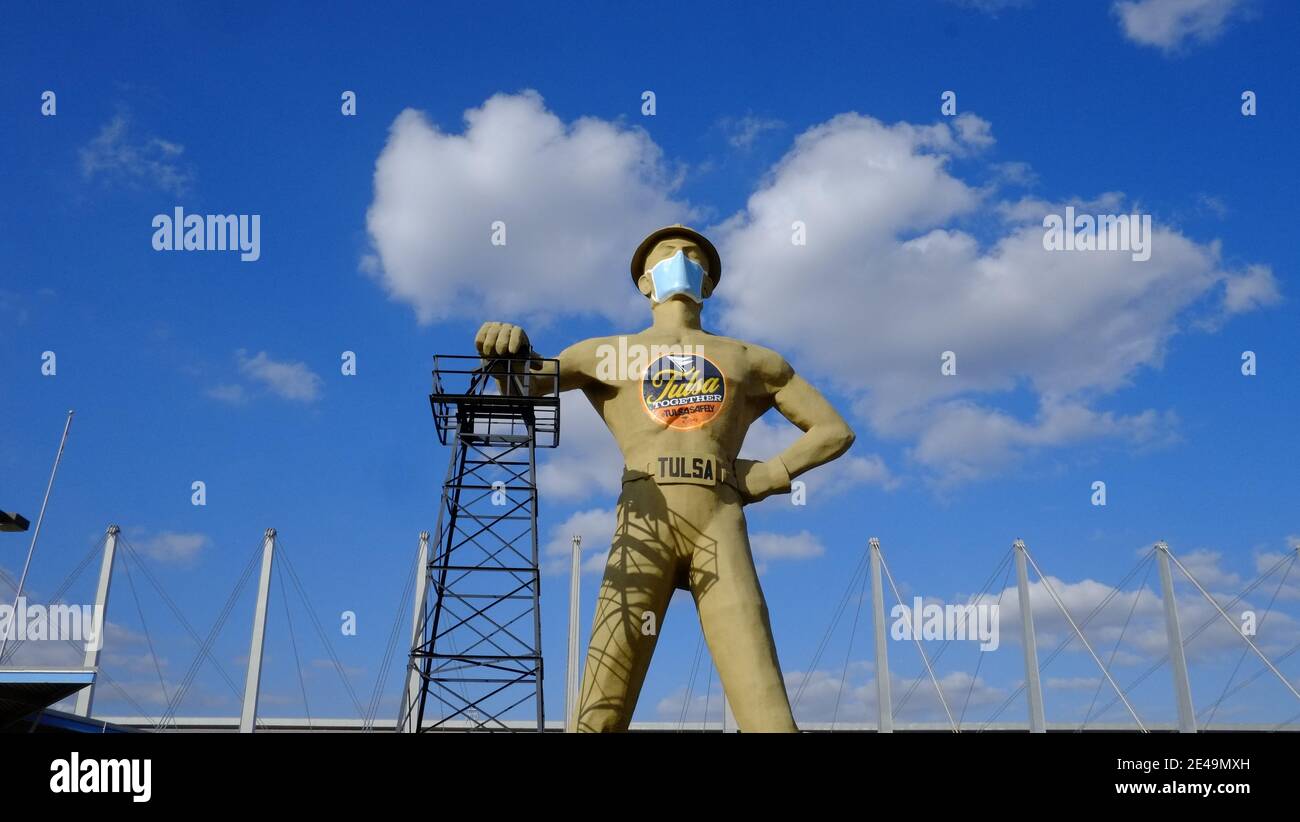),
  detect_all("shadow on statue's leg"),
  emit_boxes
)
[575,480,682,732]
[690,501,798,733]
